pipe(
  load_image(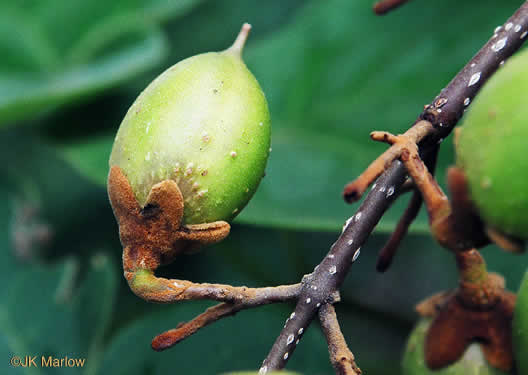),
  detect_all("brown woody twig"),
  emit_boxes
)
[319,304,362,375]
[152,282,301,350]
[260,2,528,372]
